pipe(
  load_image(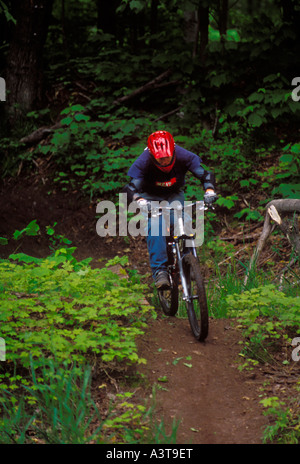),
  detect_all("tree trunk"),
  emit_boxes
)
[198,3,209,63]
[97,0,119,35]
[219,0,228,40]
[5,0,53,124]
[279,0,295,22]
[183,9,199,57]
[150,0,158,35]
